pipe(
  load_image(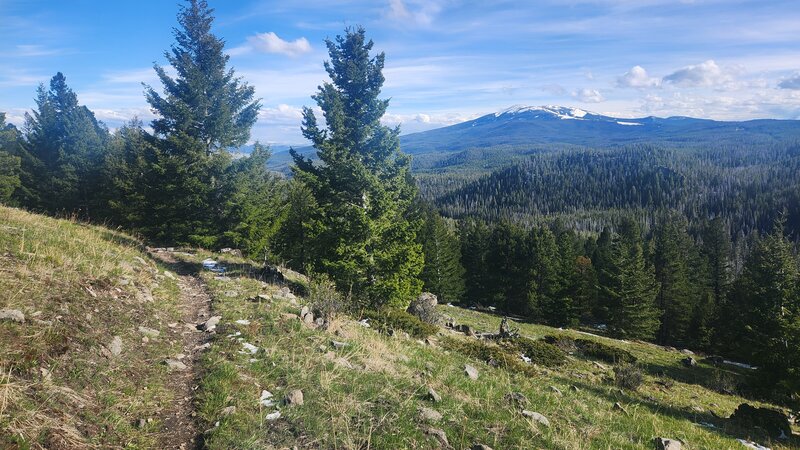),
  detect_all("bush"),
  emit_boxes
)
[361,309,439,339]
[307,274,346,321]
[439,337,539,377]
[614,363,644,391]
[501,337,566,367]
[544,335,636,364]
